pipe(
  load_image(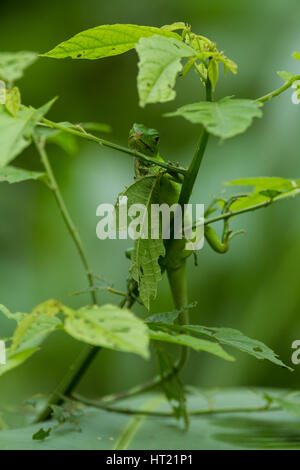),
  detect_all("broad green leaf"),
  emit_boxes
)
[149,329,235,362]
[1,389,299,450]
[0,166,47,184]
[179,326,291,370]
[166,98,263,139]
[0,99,56,167]
[116,176,165,309]
[43,25,180,60]
[5,87,21,117]
[277,71,294,81]
[9,300,62,355]
[136,35,196,107]
[63,304,149,359]
[0,52,38,83]
[0,348,38,378]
